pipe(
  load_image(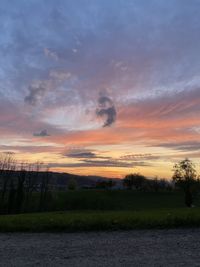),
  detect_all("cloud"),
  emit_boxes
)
[1,151,15,155]
[37,86,200,147]
[121,153,159,161]
[81,159,133,167]
[66,151,97,158]
[2,0,200,178]
[49,159,150,168]
[33,129,50,137]
[156,141,200,152]
[0,145,59,154]
[96,95,117,127]
[44,48,59,61]
[24,71,72,106]
[24,85,46,105]
[64,148,110,159]
[49,70,71,81]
